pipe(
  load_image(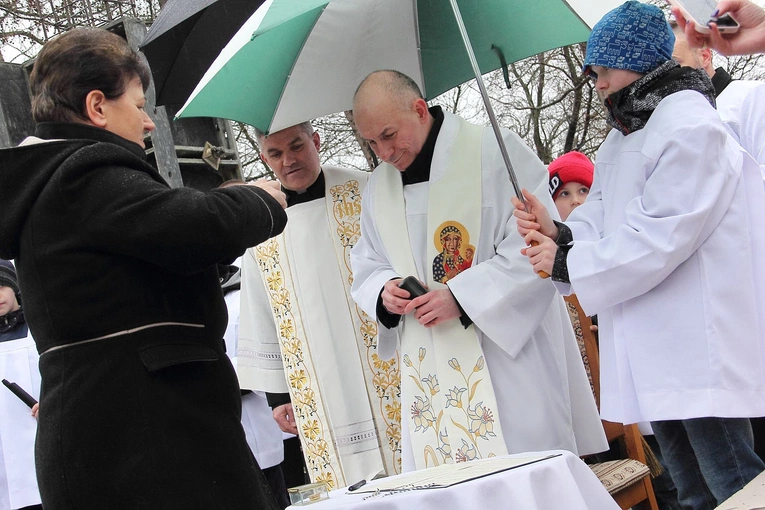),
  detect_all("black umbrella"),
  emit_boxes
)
[140,0,266,108]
